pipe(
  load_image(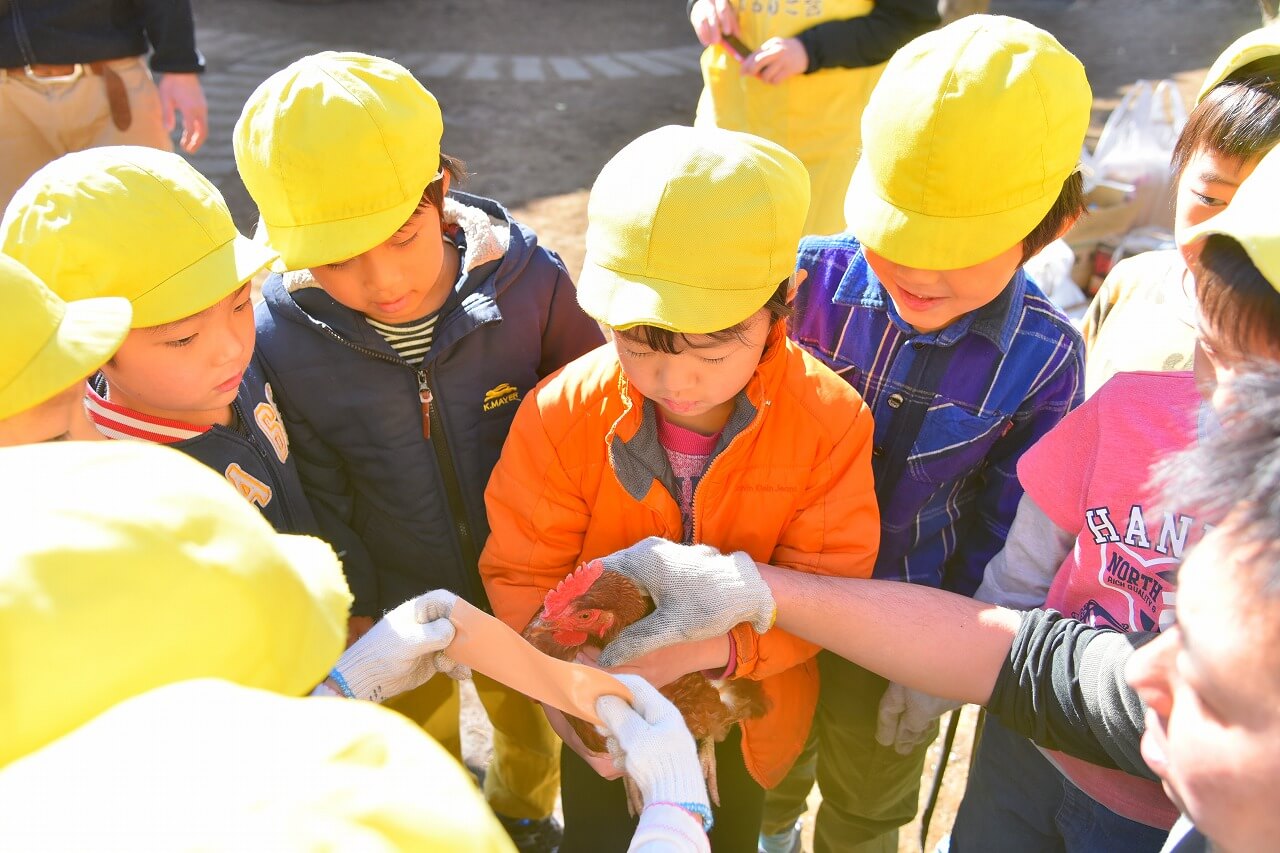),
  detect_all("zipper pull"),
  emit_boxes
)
[418,373,432,440]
